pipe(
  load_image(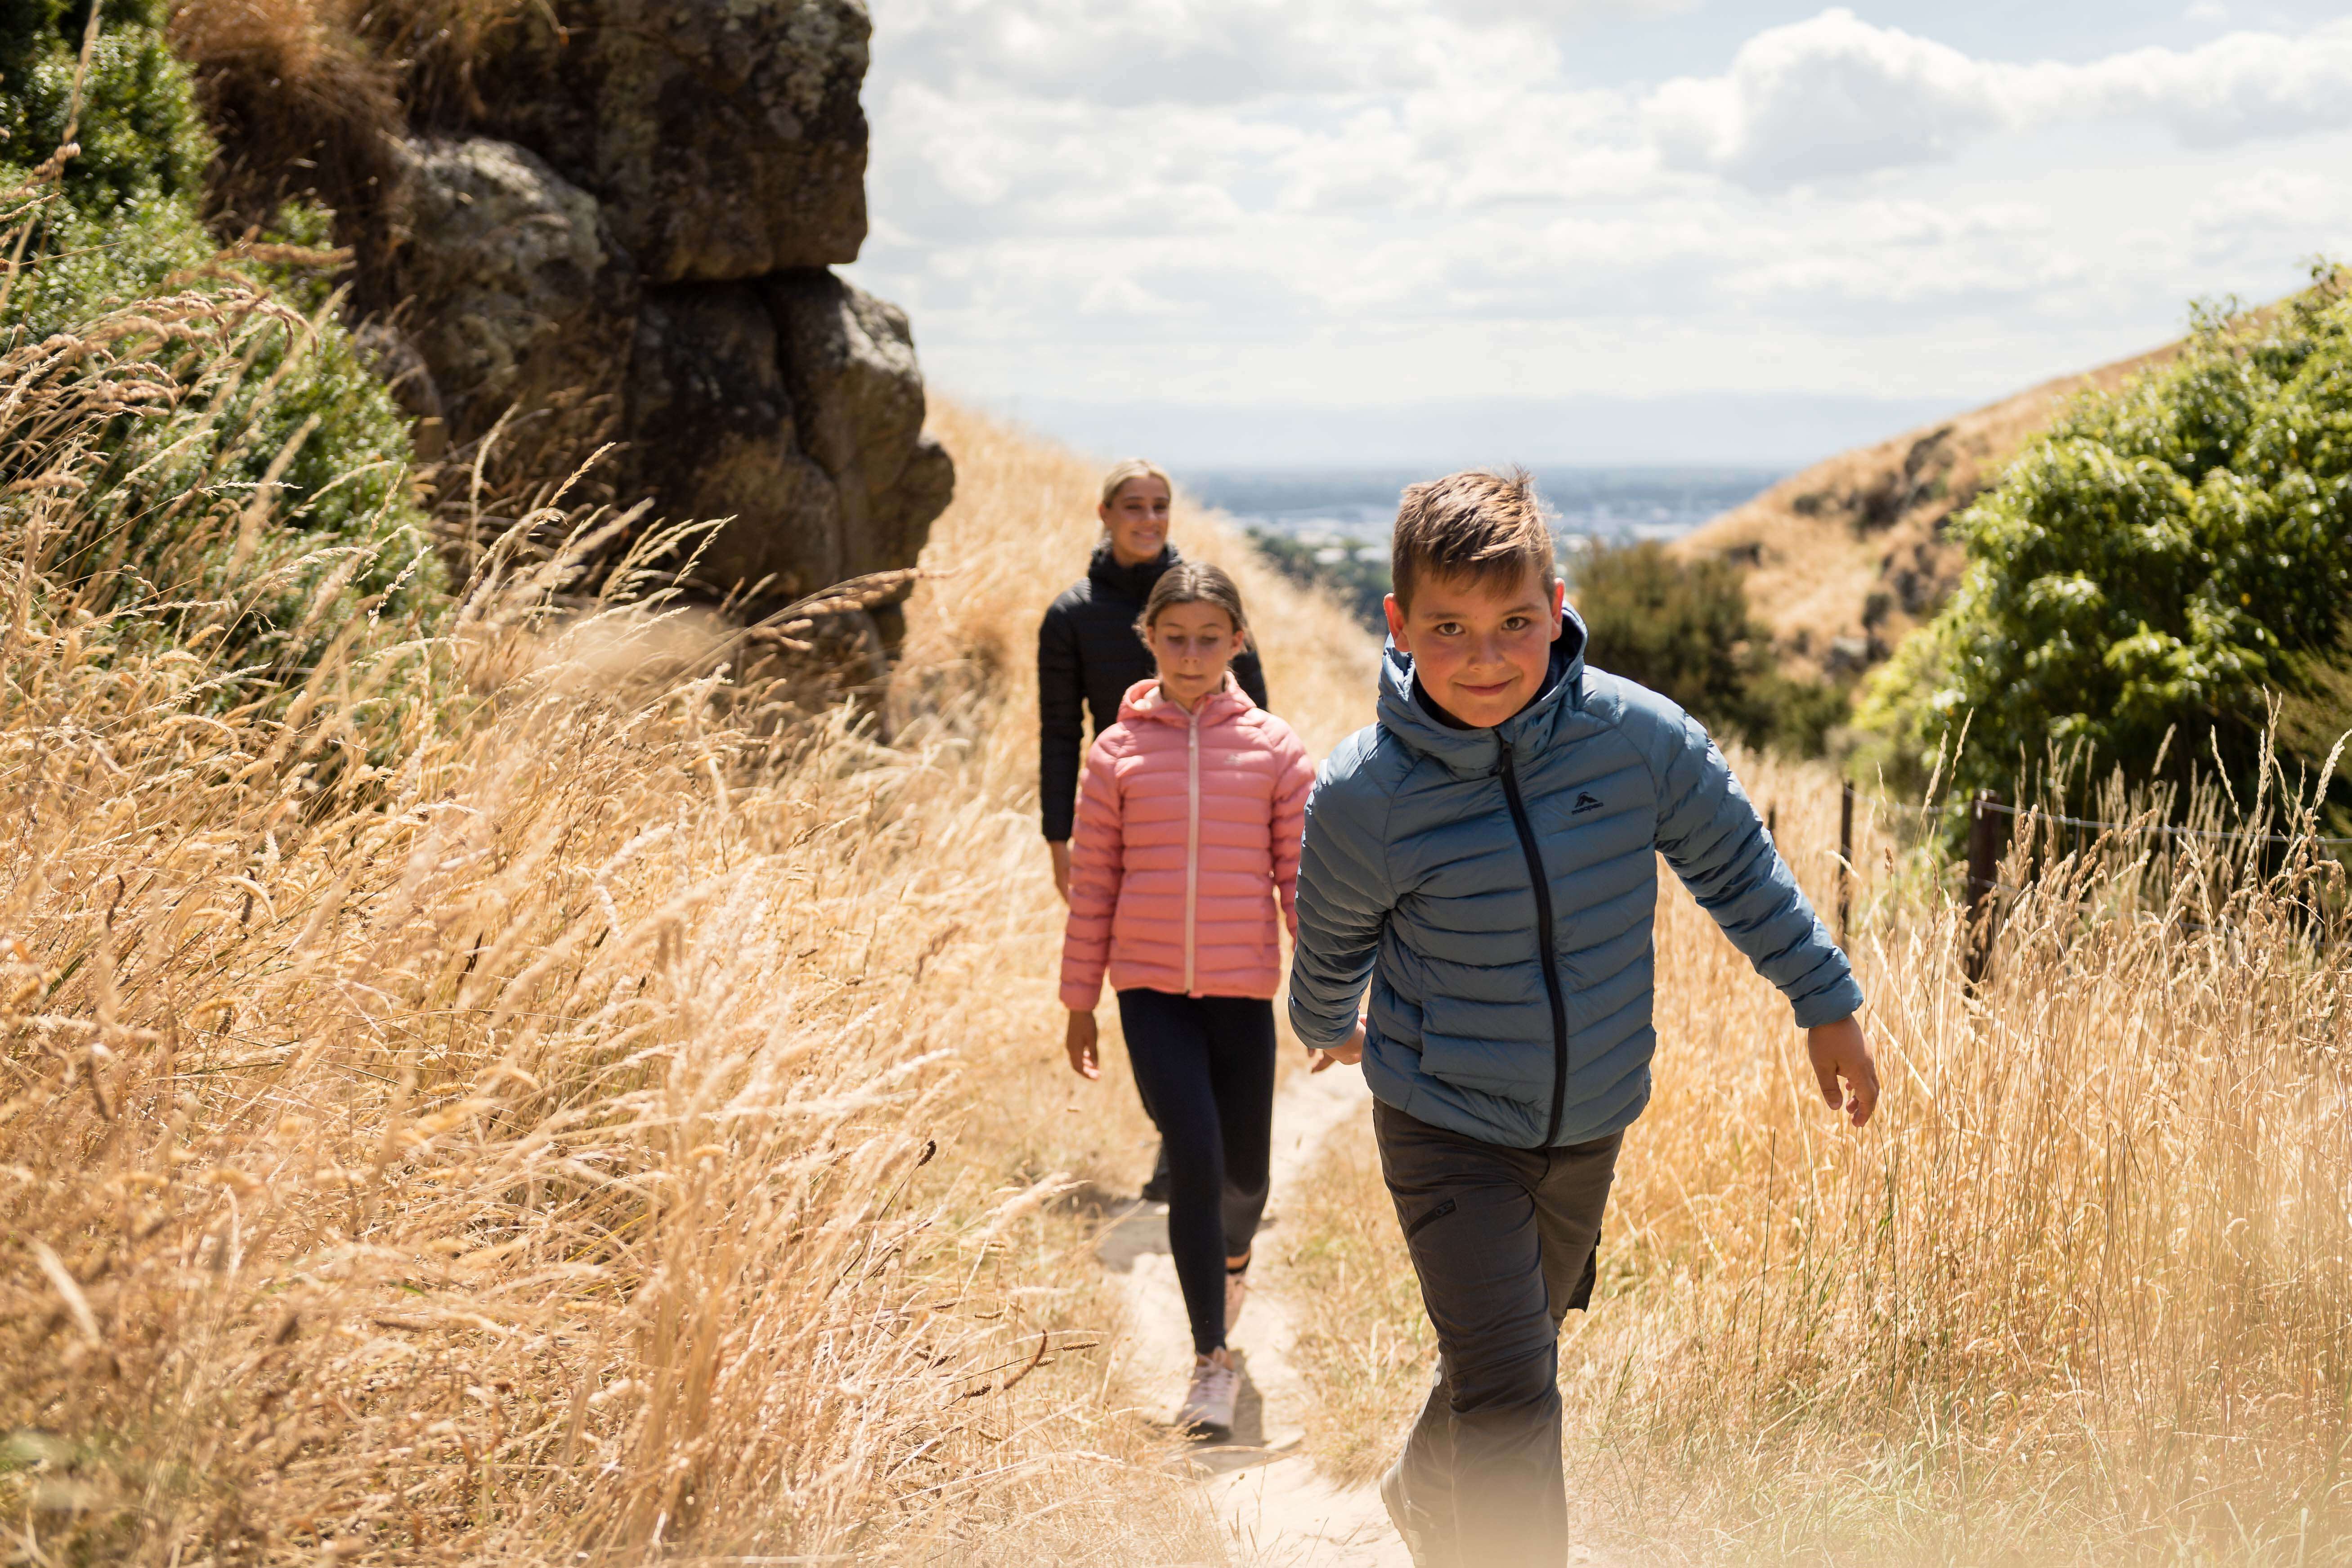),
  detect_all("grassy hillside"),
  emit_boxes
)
[1676,345,2178,681]
[0,240,1375,1565]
